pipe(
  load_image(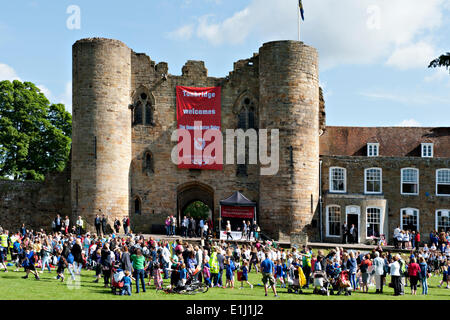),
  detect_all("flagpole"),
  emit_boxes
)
[297,1,300,41]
